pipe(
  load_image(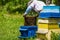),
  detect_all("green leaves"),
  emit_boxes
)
[0,0,60,14]
[0,0,29,14]
[51,31,60,40]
